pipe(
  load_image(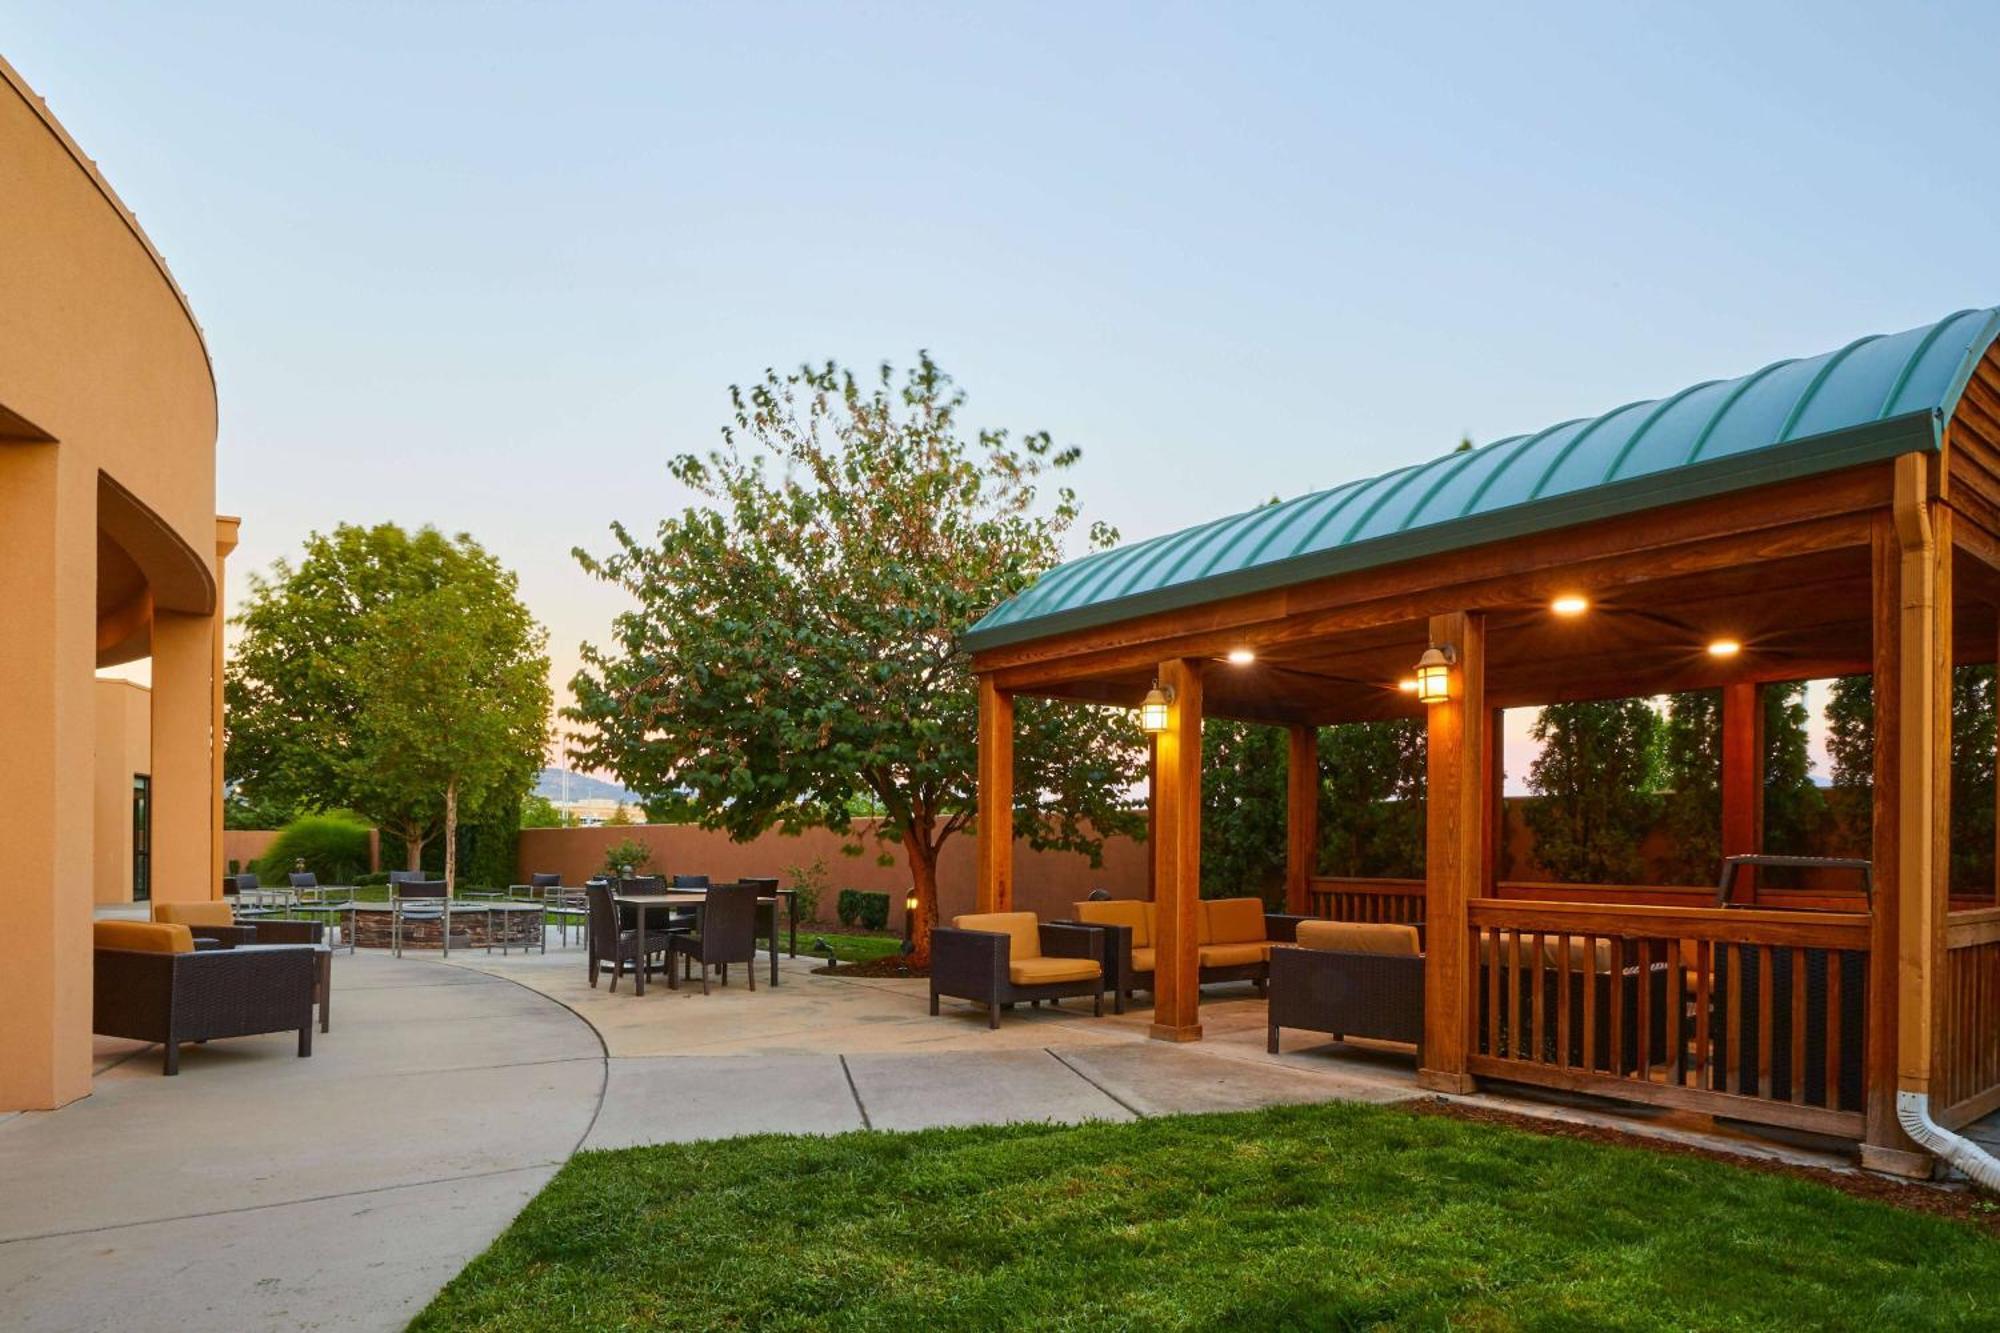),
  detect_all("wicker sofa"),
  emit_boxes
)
[93,921,319,1075]
[1268,920,1426,1056]
[930,912,1105,1028]
[1064,897,1310,1011]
